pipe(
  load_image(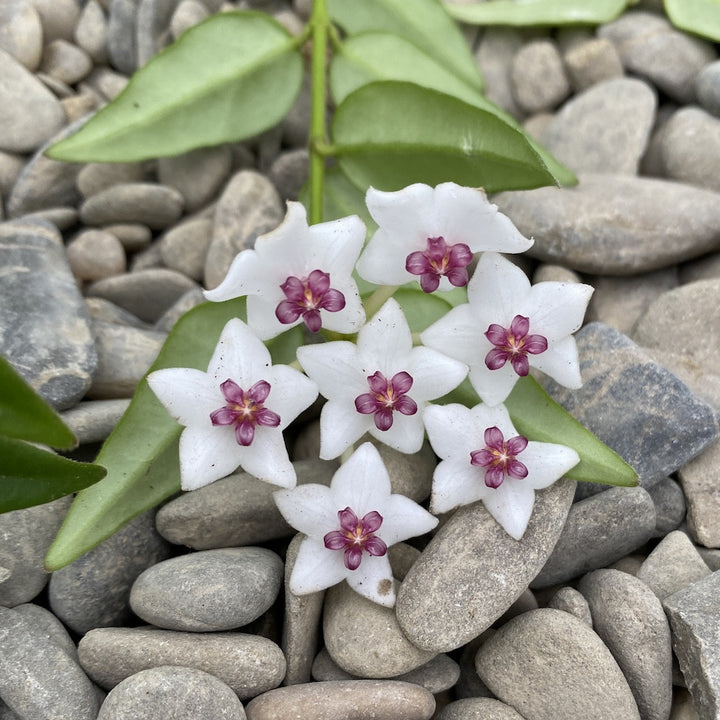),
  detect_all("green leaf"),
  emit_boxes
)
[393,287,454,333]
[330,33,574,186]
[328,0,482,91]
[45,299,304,570]
[332,81,559,193]
[665,0,720,42]
[0,354,76,449]
[0,436,106,514]
[446,0,628,25]
[46,12,303,163]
